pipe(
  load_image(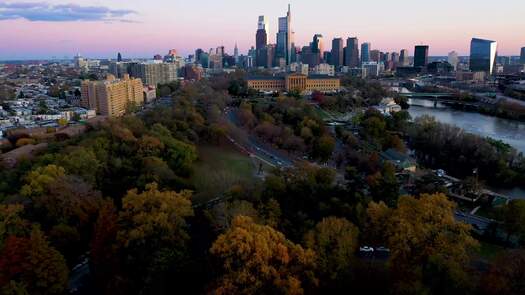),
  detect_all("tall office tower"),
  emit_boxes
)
[448,51,459,71]
[370,50,381,63]
[266,44,276,68]
[521,47,525,64]
[414,45,429,67]
[117,52,122,62]
[256,16,269,67]
[391,52,400,64]
[234,43,239,64]
[81,74,143,118]
[361,42,371,63]
[399,49,409,66]
[216,46,225,57]
[310,34,324,66]
[344,37,359,67]
[258,15,269,37]
[195,49,204,62]
[276,5,292,65]
[331,38,344,69]
[469,38,497,75]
